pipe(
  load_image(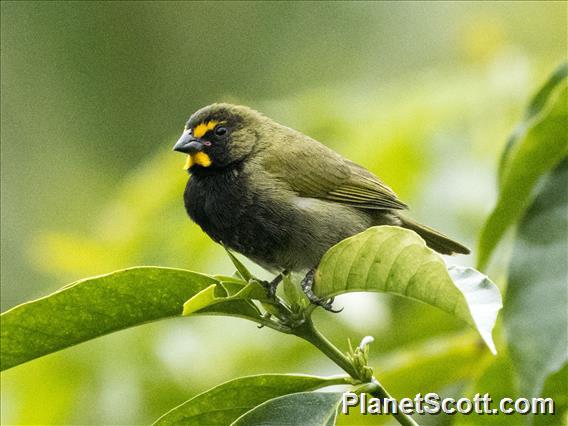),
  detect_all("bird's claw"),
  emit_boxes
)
[312,296,343,313]
[257,312,272,328]
[261,280,277,299]
[301,268,343,313]
[261,272,285,299]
